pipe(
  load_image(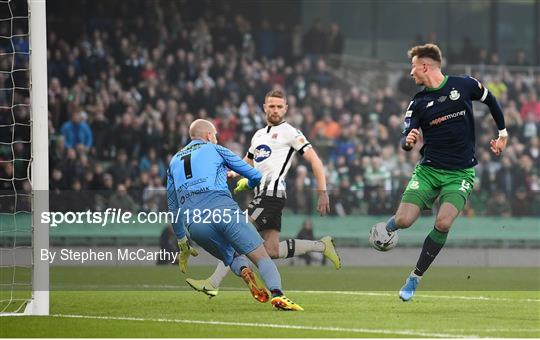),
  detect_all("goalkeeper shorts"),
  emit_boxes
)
[187,208,263,266]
